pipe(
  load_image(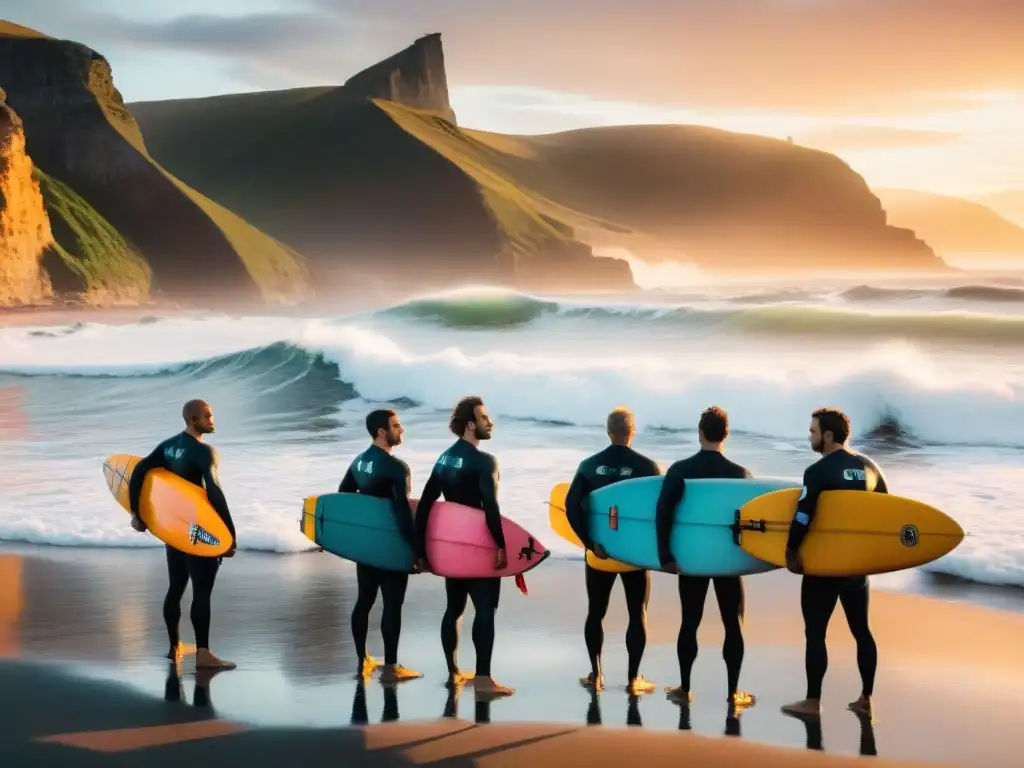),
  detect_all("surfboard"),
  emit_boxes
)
[301,493,550,578]
[102,453,234,557]
[548,482,639,573]
[736,488,965,576]
[587,476,799,575]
